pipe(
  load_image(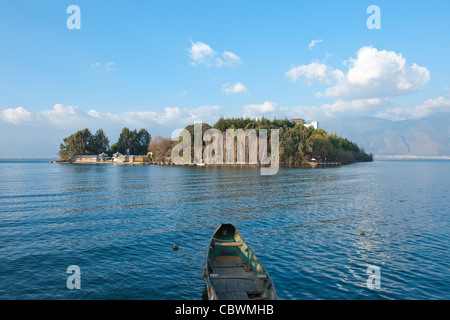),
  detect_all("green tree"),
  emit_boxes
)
[59,128,110,160]
[136,128,152,154]
[89,129,110,155]
[113,127,152,155]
